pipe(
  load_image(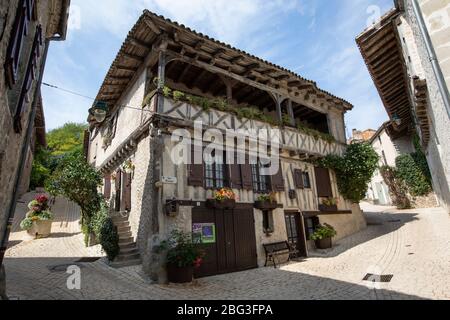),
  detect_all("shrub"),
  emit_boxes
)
[159,230,205,268]
[396,154,432,197]
[99,217,120,261]
[380,165,411,209]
